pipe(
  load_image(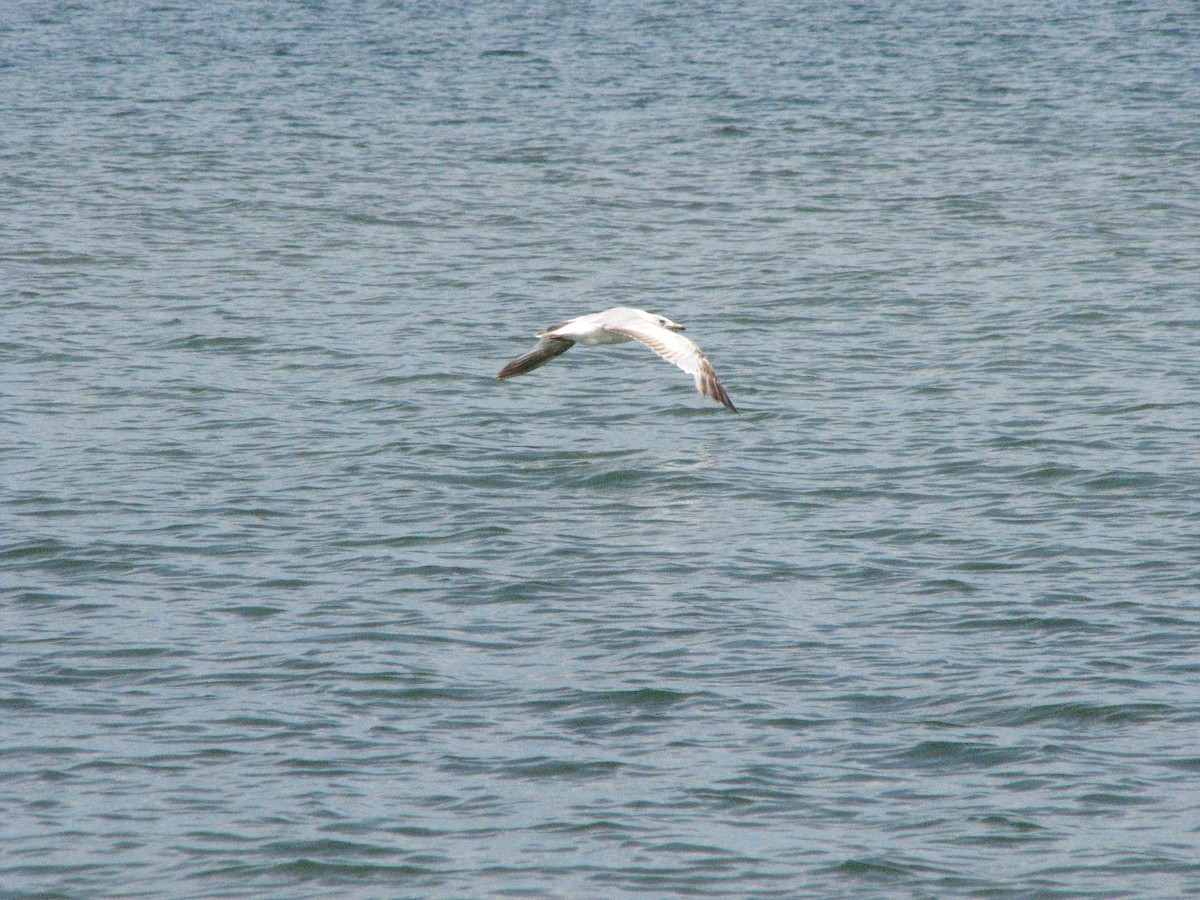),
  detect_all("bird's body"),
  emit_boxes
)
[497,306,738,413]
